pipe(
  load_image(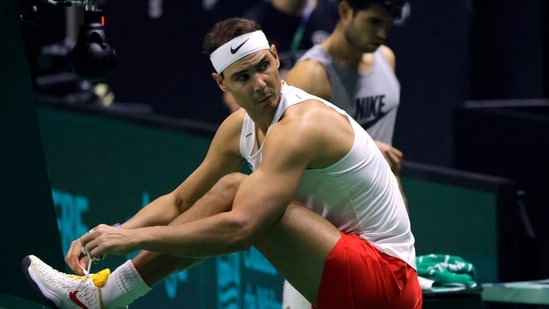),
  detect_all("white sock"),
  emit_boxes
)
[101,260,151,308]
